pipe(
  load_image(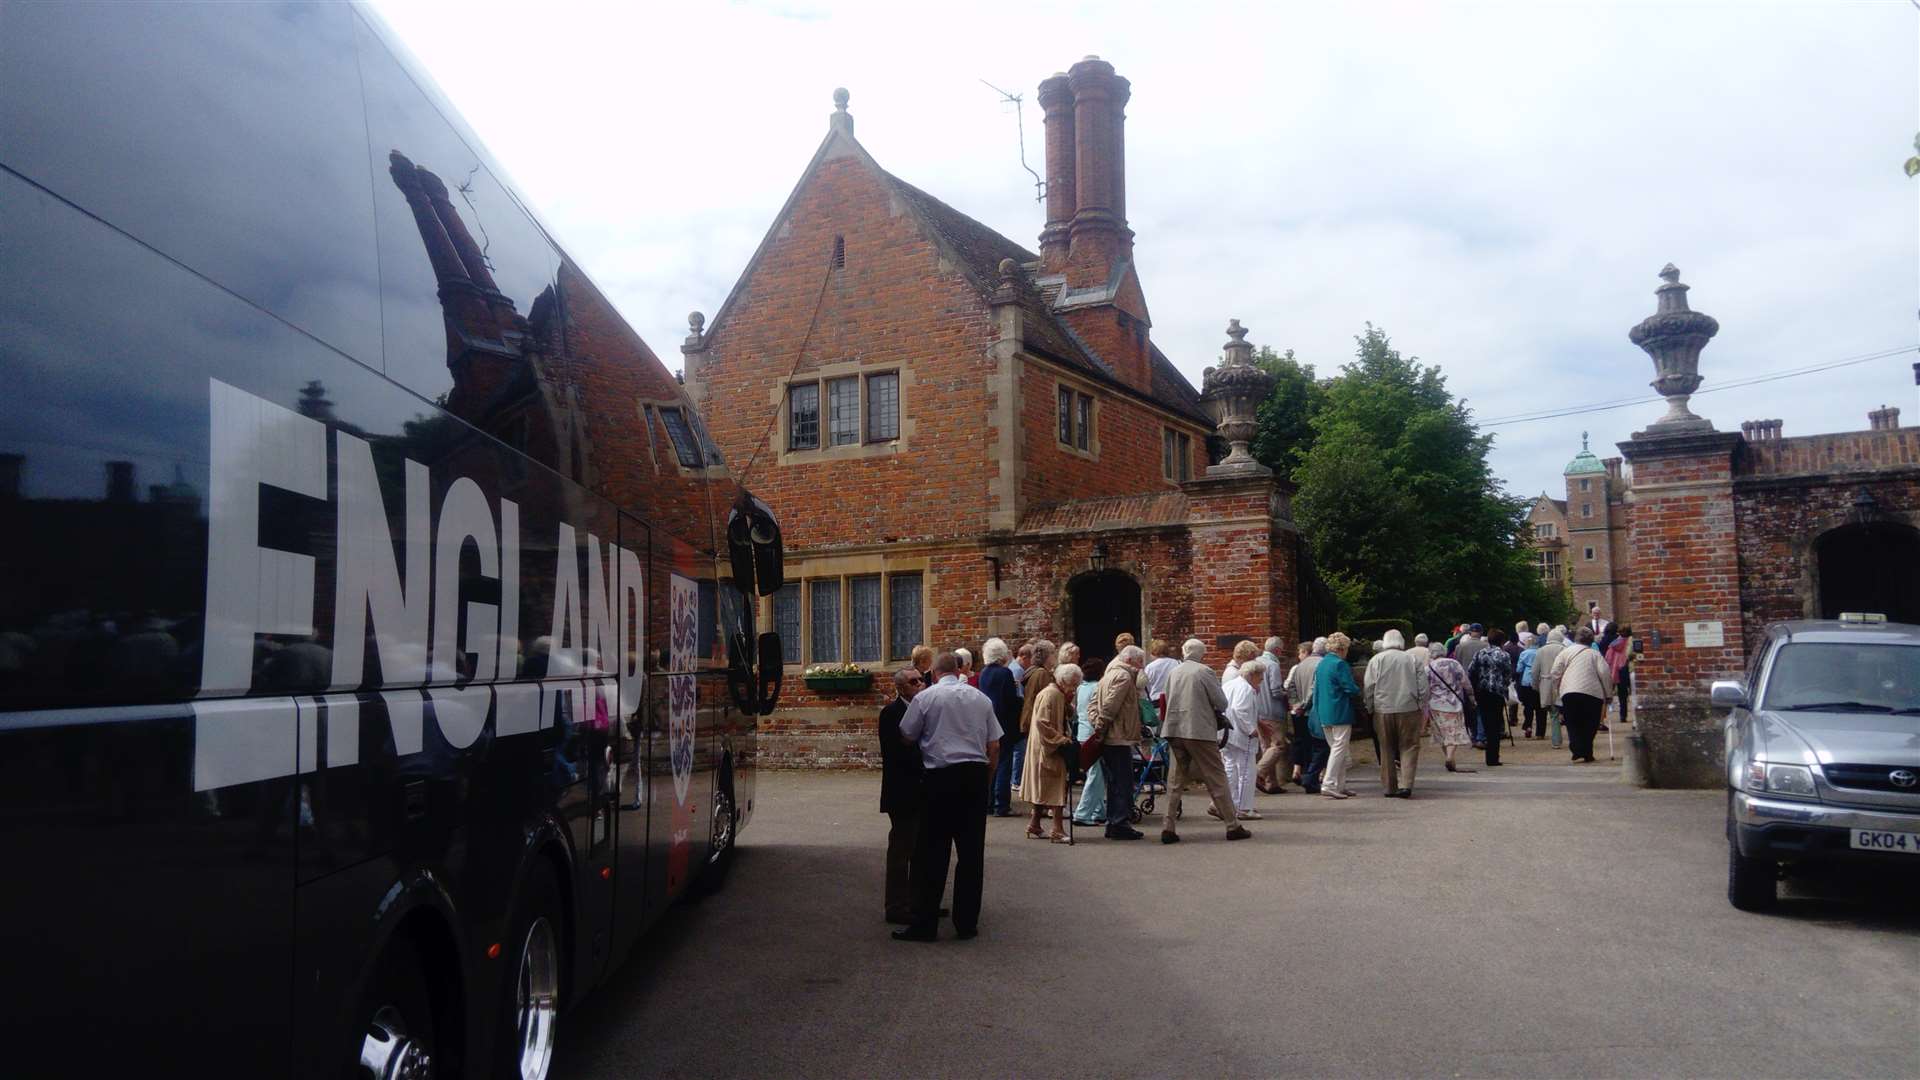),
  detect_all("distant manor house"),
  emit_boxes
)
[685,58,1307,767]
